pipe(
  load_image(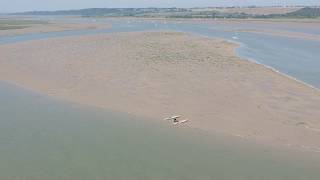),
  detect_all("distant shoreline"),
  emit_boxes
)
[10,7,320,20]
[0,18,111,37]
